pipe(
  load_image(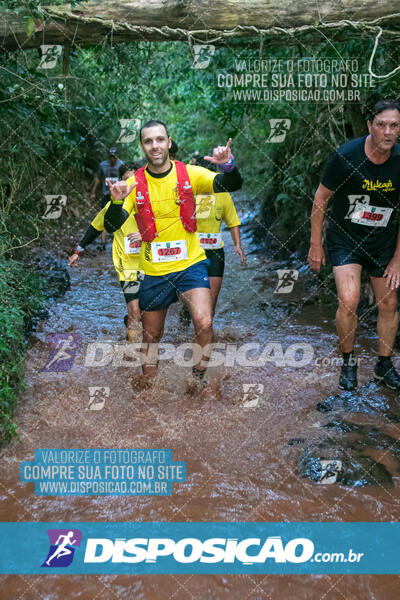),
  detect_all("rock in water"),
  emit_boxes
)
[316,381,400,423]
